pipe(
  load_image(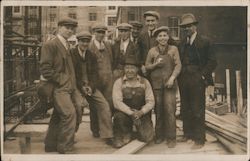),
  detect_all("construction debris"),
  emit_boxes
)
[205,110,247,153]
